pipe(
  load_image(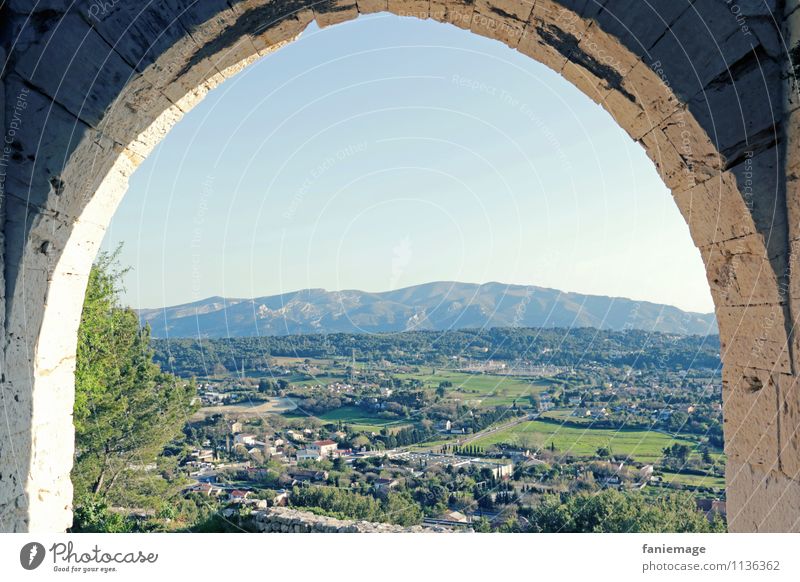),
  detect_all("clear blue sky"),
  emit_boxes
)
[101,14,714,314]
